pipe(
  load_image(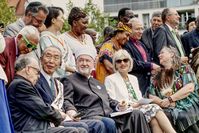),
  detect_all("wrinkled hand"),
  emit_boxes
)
[59,111,67,119]
[181,57,188,64]
[38,23,46,32]
[118,100,128,111]
[170,102,176,107]
[160,98,170,108]
[72,115,81,122]
[131,102,140,108]
[151,63,160,70]
[149,94,162,105]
